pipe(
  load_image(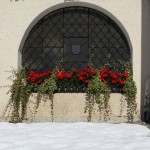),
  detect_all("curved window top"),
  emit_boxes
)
[22,7,130,72]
